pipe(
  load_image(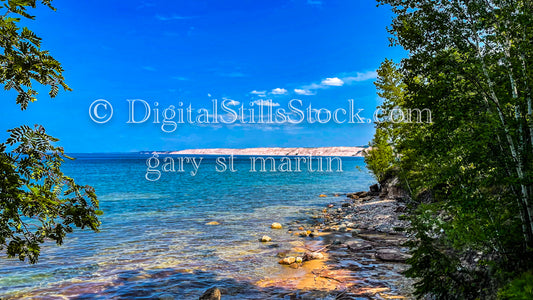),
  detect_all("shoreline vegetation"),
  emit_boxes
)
[144,146,370,157]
